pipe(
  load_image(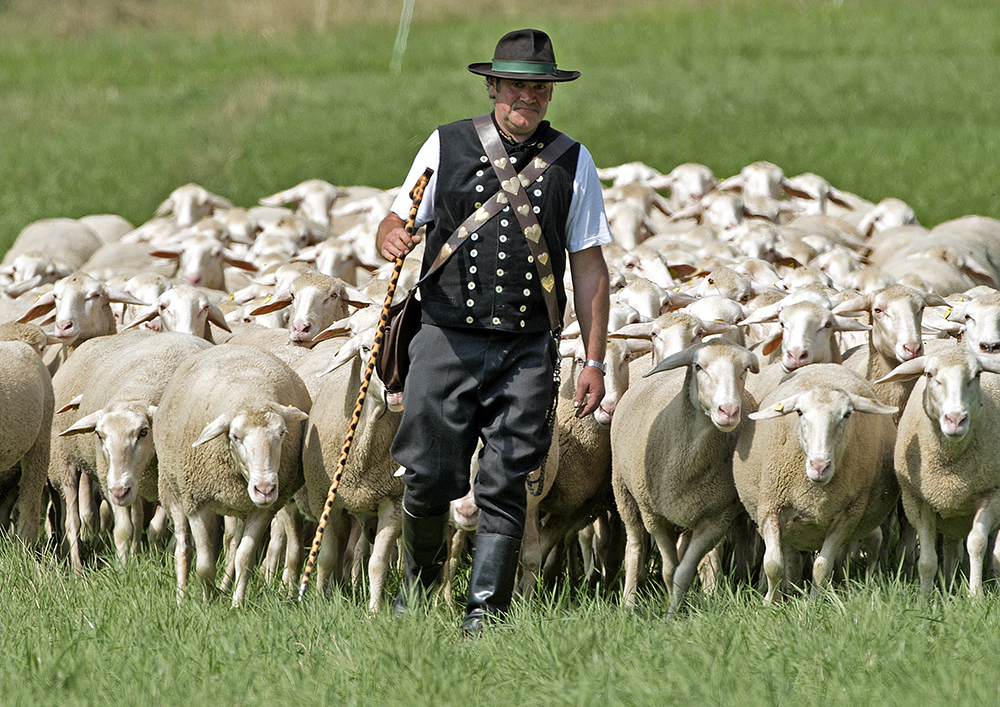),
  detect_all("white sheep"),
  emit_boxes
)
[3,218,103,272]
[56,331,213,564]
[259,179,348,231]
[611,338,759,615]
[150,231,257,292]
[247,270,368,344]
[0,341,54,548]
[154,183,235,228]
[124,283,232,343]
[733,364,898,603]
[877,339,1000,595]
[155,345,311,606]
